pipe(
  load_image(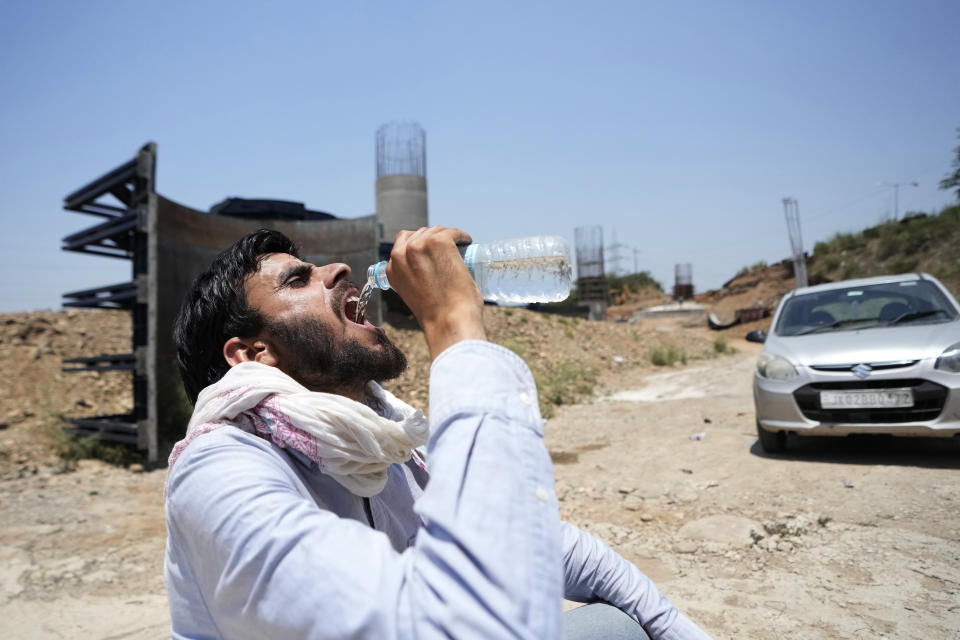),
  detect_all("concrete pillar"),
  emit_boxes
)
[375,174,428,242]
